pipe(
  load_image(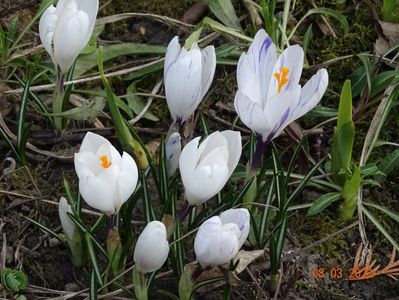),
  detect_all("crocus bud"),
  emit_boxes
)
[164,36,216,125]
[74,132,139,215]
[58,197,85,266]
[133,221,170,274]
[39,0,99,74]
[166,132,181,177]
[179,131,242,206]
[194,208,250,267]
[234,29,328,143]
[58,197,76,241]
